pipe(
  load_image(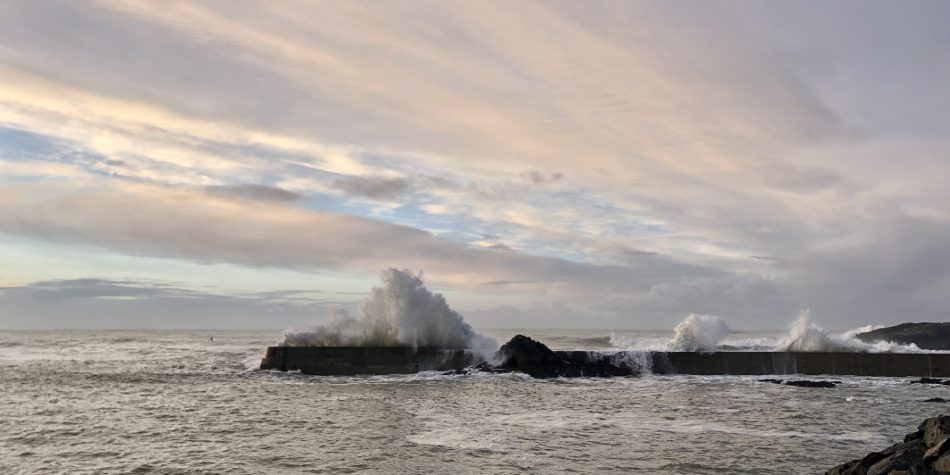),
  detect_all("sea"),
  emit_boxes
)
[1,328,947,474]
